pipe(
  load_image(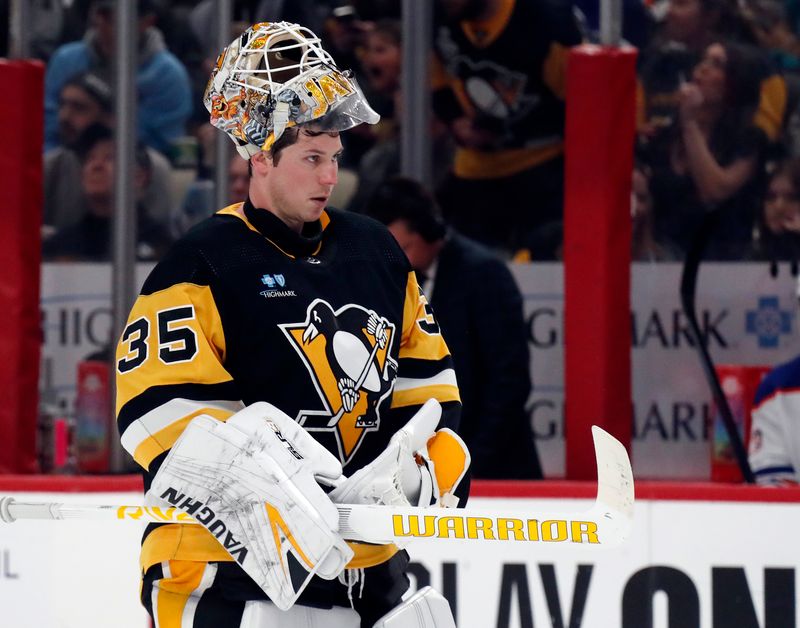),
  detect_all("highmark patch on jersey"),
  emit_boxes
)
[280,299,398,464]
